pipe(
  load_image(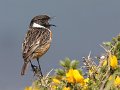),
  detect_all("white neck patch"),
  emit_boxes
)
[32,23,46,29]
